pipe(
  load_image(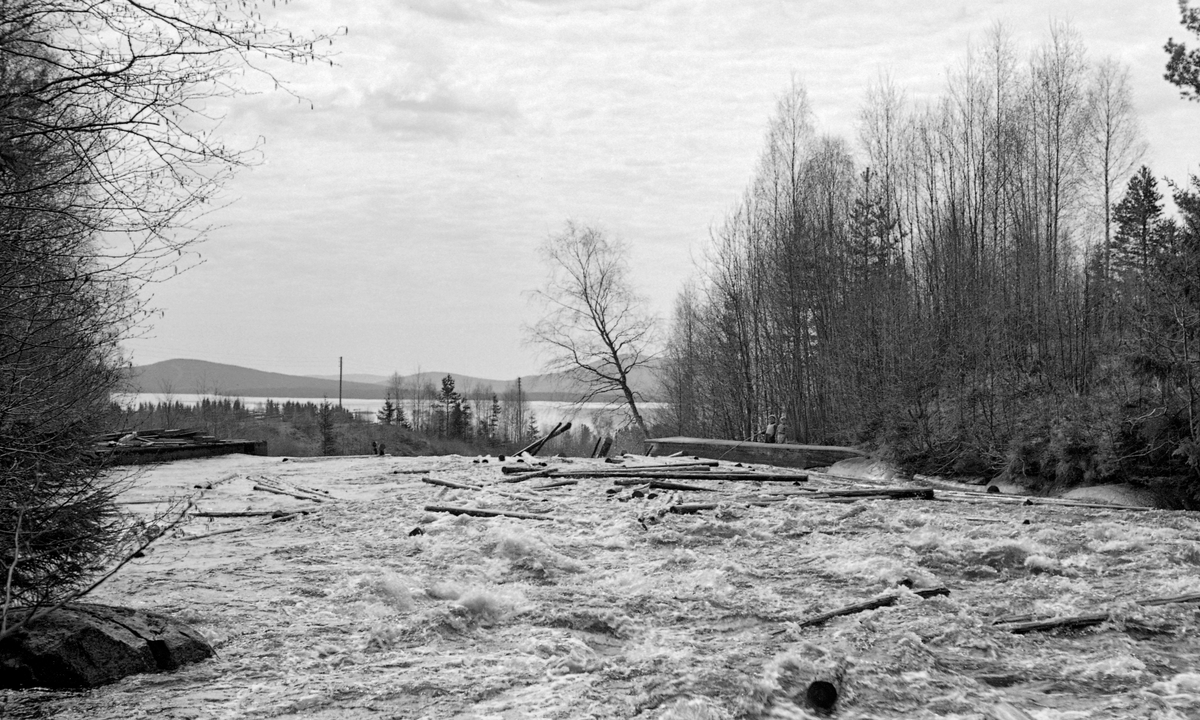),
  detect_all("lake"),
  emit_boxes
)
[114,393,662,431]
